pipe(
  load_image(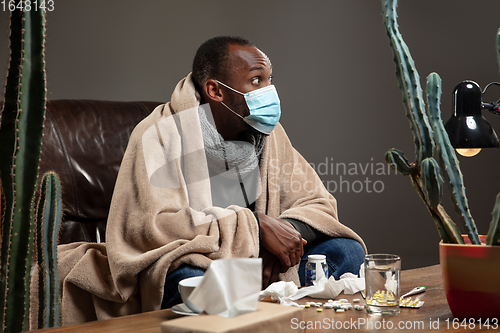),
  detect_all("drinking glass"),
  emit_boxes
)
[364,254,400,315]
